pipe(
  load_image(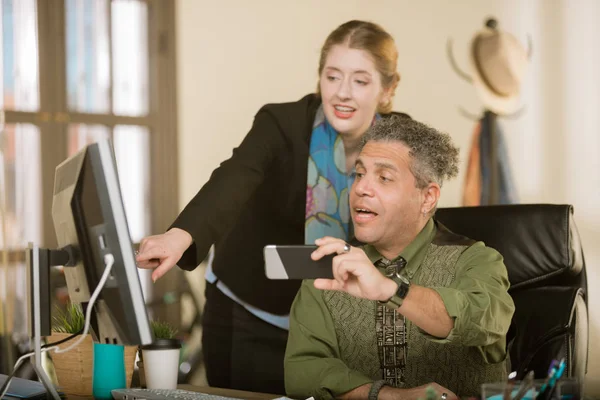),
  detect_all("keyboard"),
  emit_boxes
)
[111,388,242,400]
